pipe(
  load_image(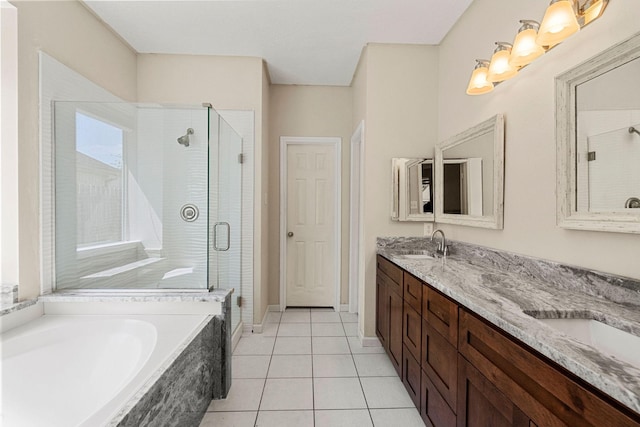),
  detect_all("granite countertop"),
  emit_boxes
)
[377,238,640,414]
